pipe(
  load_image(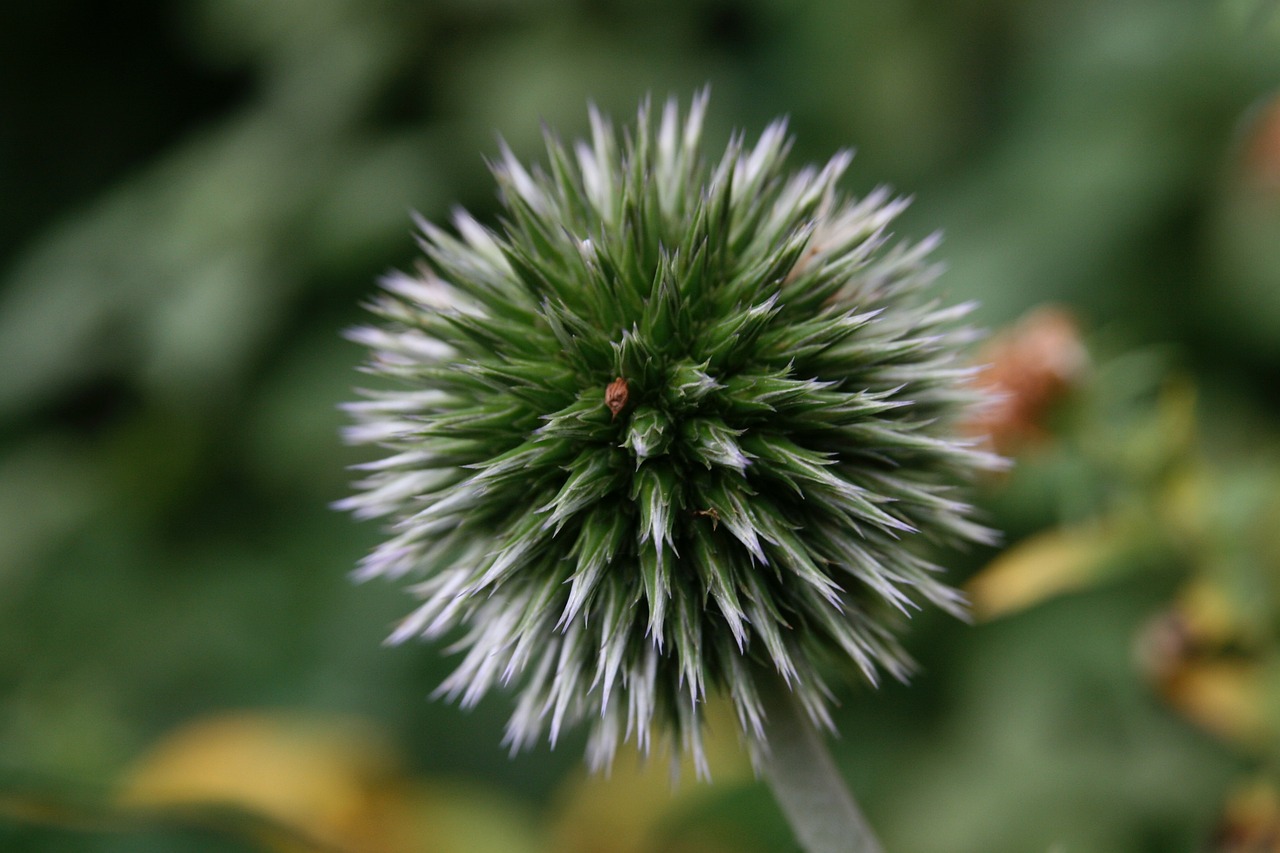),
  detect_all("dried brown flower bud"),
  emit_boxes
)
[1209,781,1280,853]
[605,376,629,420]
[1242,92,1280,194]
[964,306,1087,454]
